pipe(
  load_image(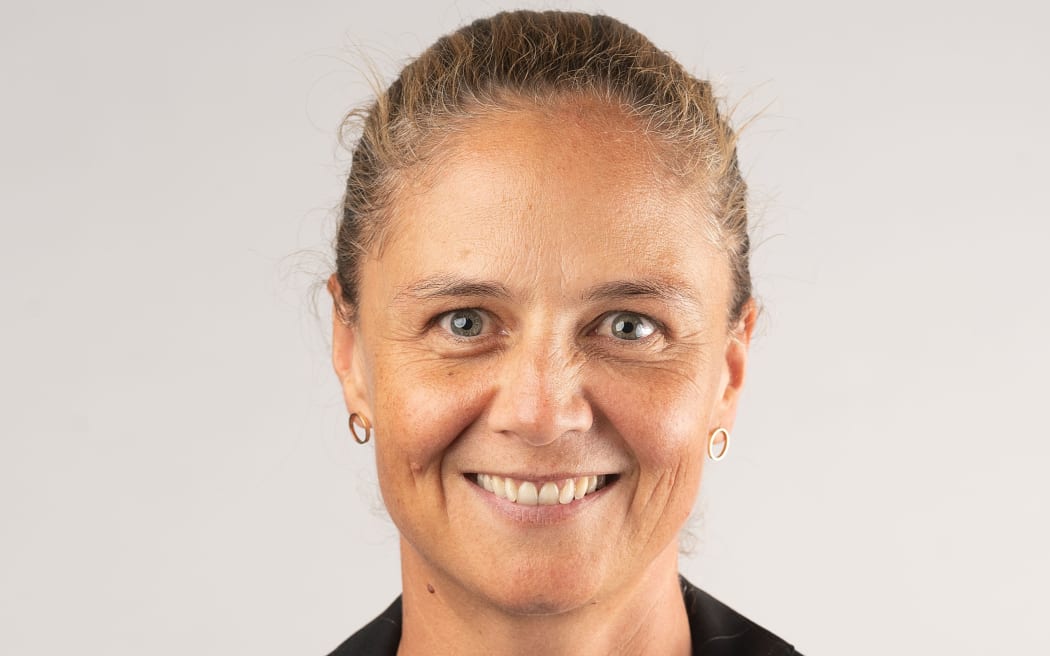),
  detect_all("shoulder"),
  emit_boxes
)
[324,596,402,656]
[681,575,800,656]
